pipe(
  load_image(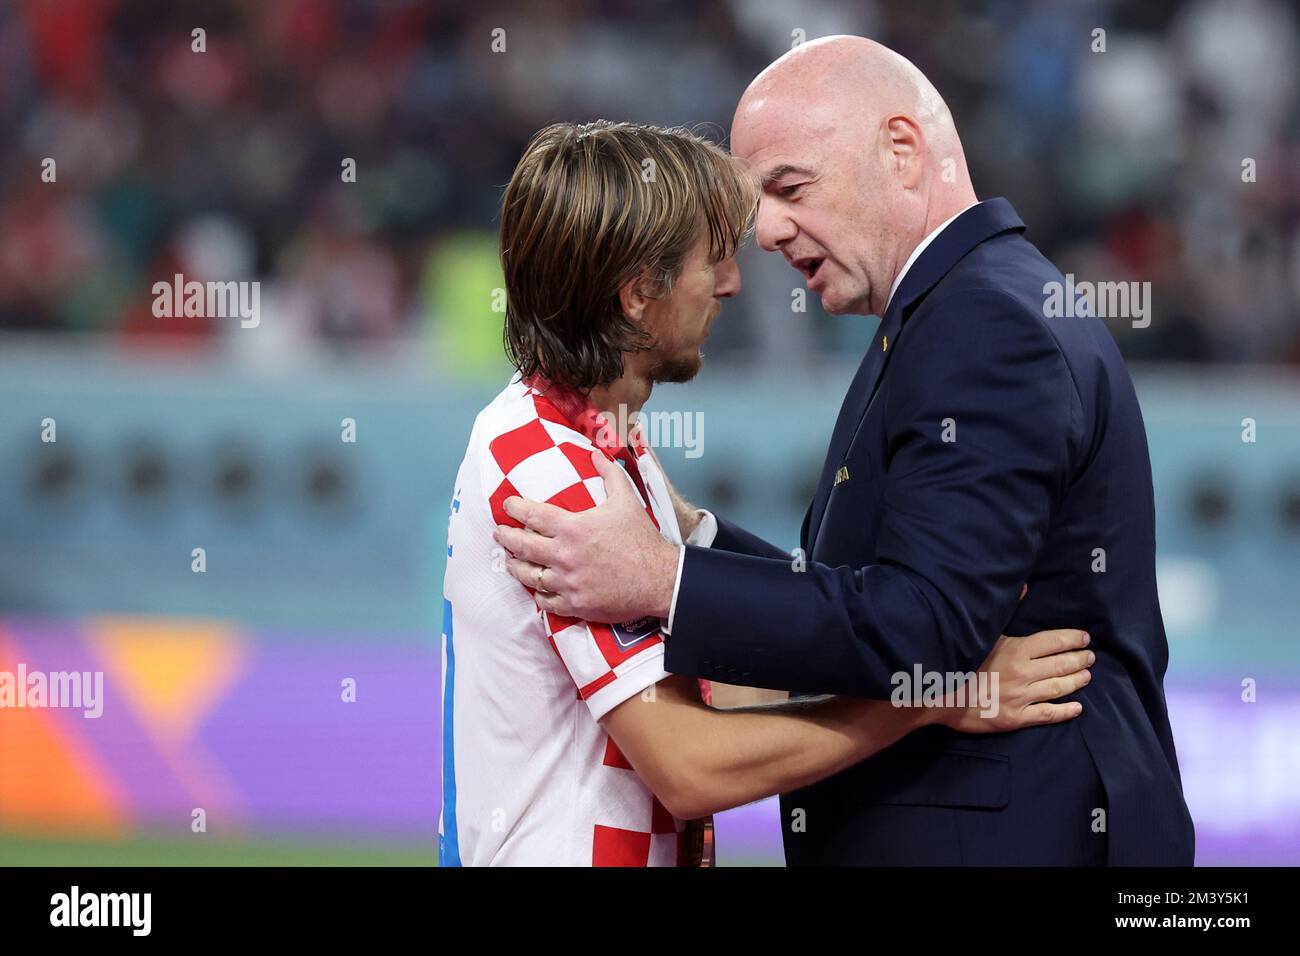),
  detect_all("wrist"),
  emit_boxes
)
[921,702,953,729]
[674,501,702,538]
[649,540,680,619]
